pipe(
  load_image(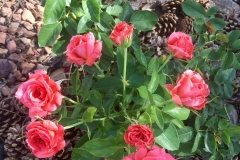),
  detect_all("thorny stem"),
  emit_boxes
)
[123,48,128,108]
[94,62,104,76]
[64,96,78,104]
